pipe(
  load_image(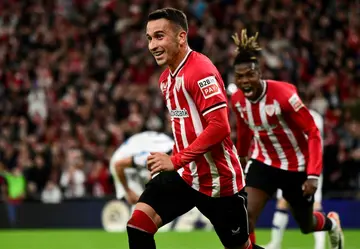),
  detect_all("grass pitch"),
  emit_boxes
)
[0,229,358,249]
